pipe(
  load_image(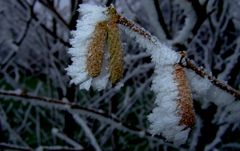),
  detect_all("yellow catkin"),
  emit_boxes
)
[86,21,107,77]
[107,7,124,84]
[174,64,195,128]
